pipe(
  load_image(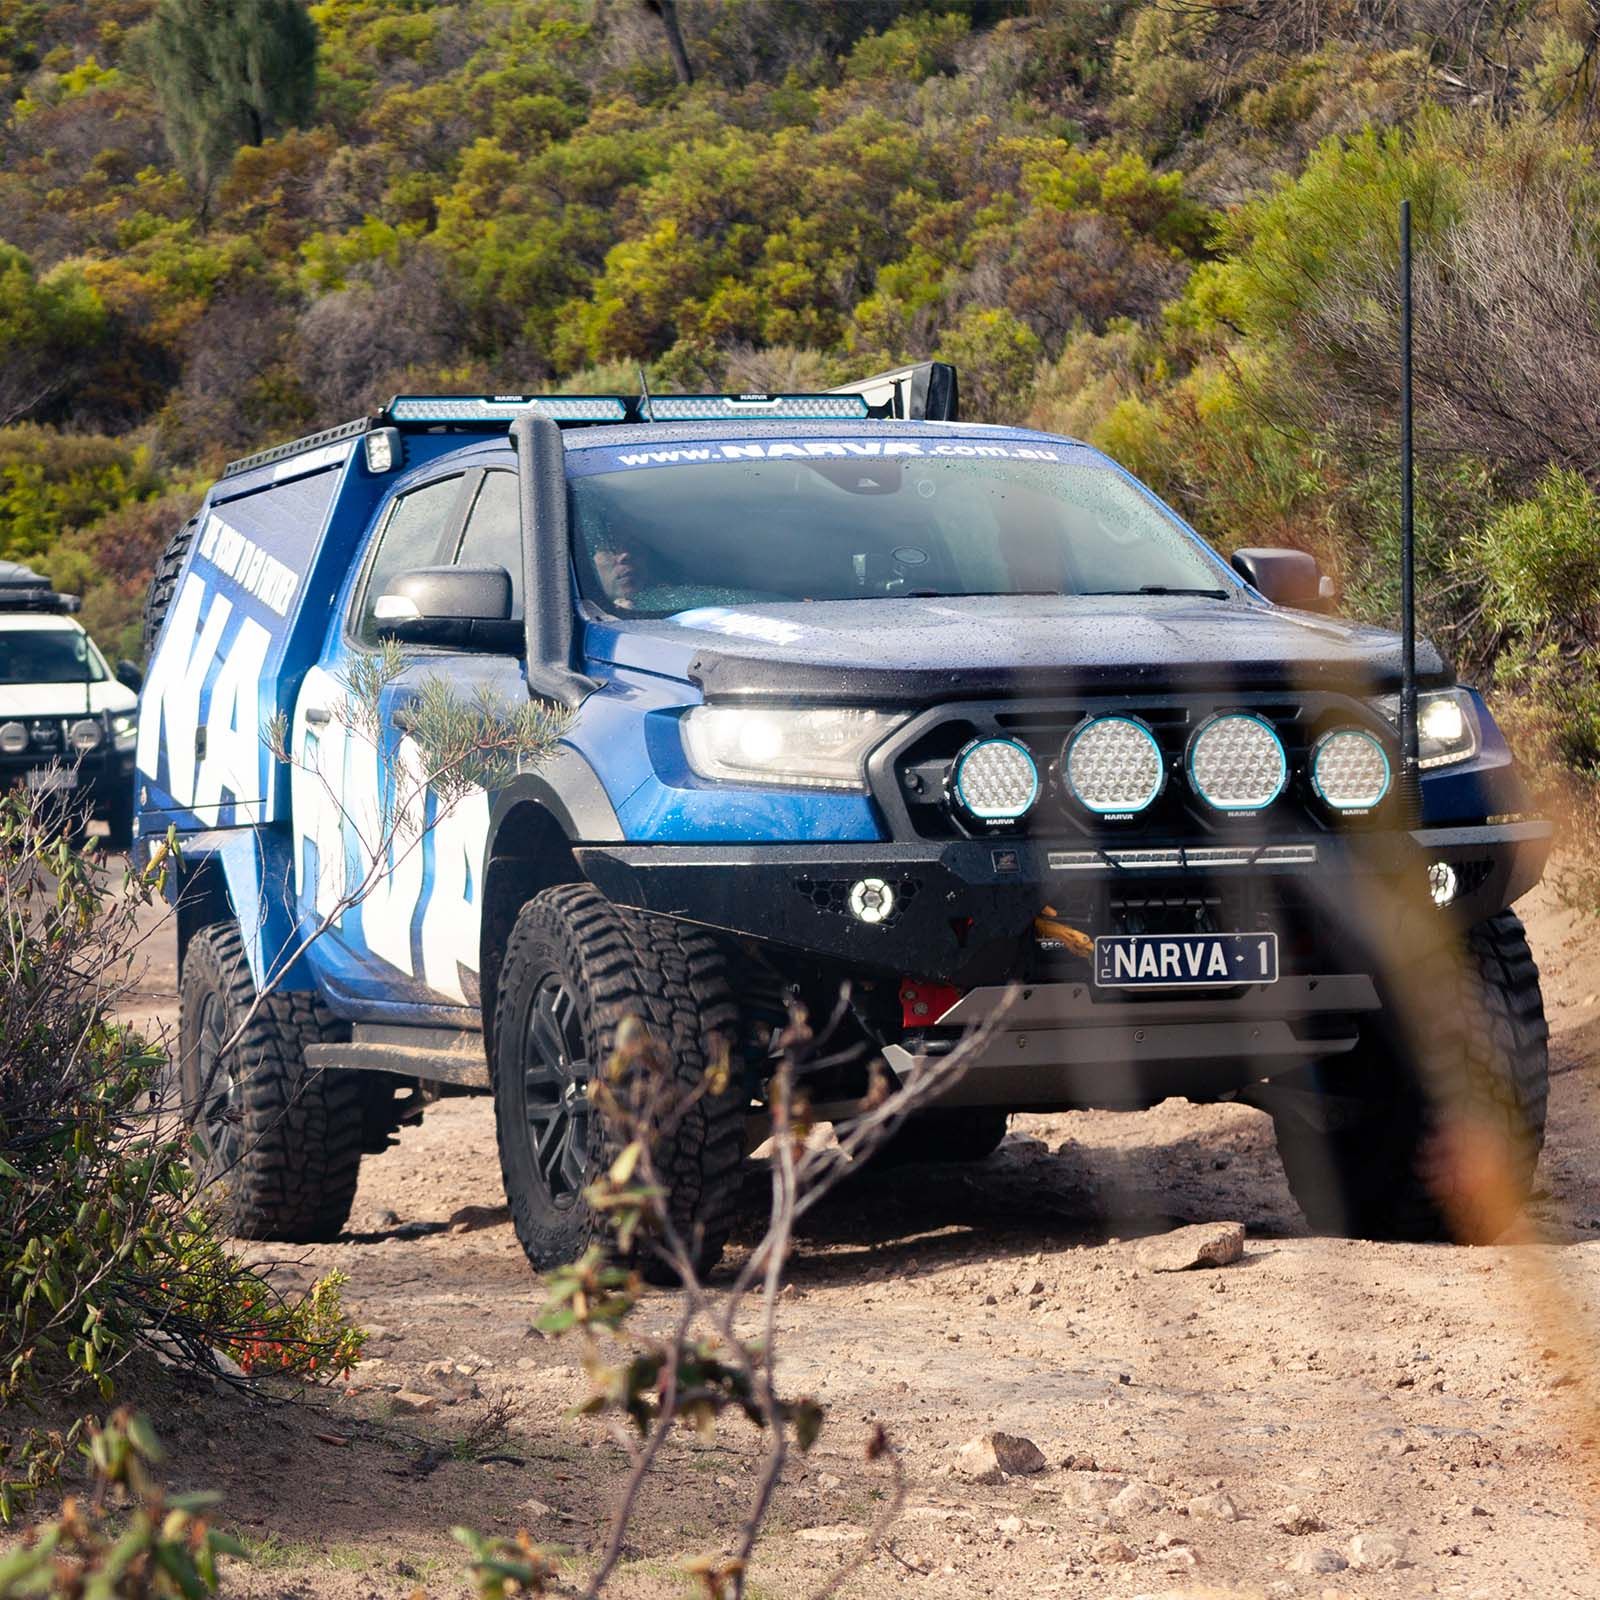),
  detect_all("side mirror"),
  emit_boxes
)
[1230,548,1331,611]
[374,566,519,650]
[115,659,143,692]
